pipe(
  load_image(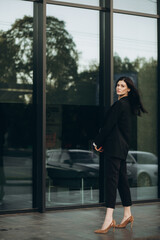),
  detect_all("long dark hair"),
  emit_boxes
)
[116,76,148,116]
